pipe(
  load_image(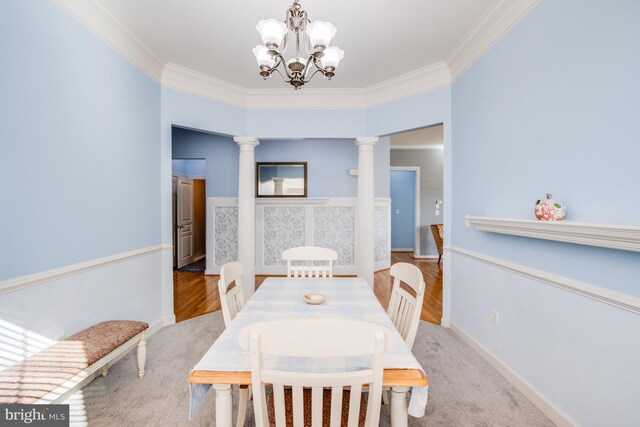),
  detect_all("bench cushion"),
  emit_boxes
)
[0,320,148,404]
[64,320,148,366]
